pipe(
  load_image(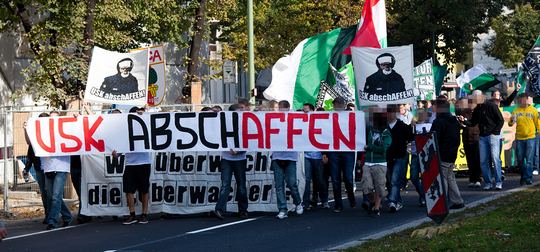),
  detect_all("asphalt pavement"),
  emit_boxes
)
[0,173,530,252]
